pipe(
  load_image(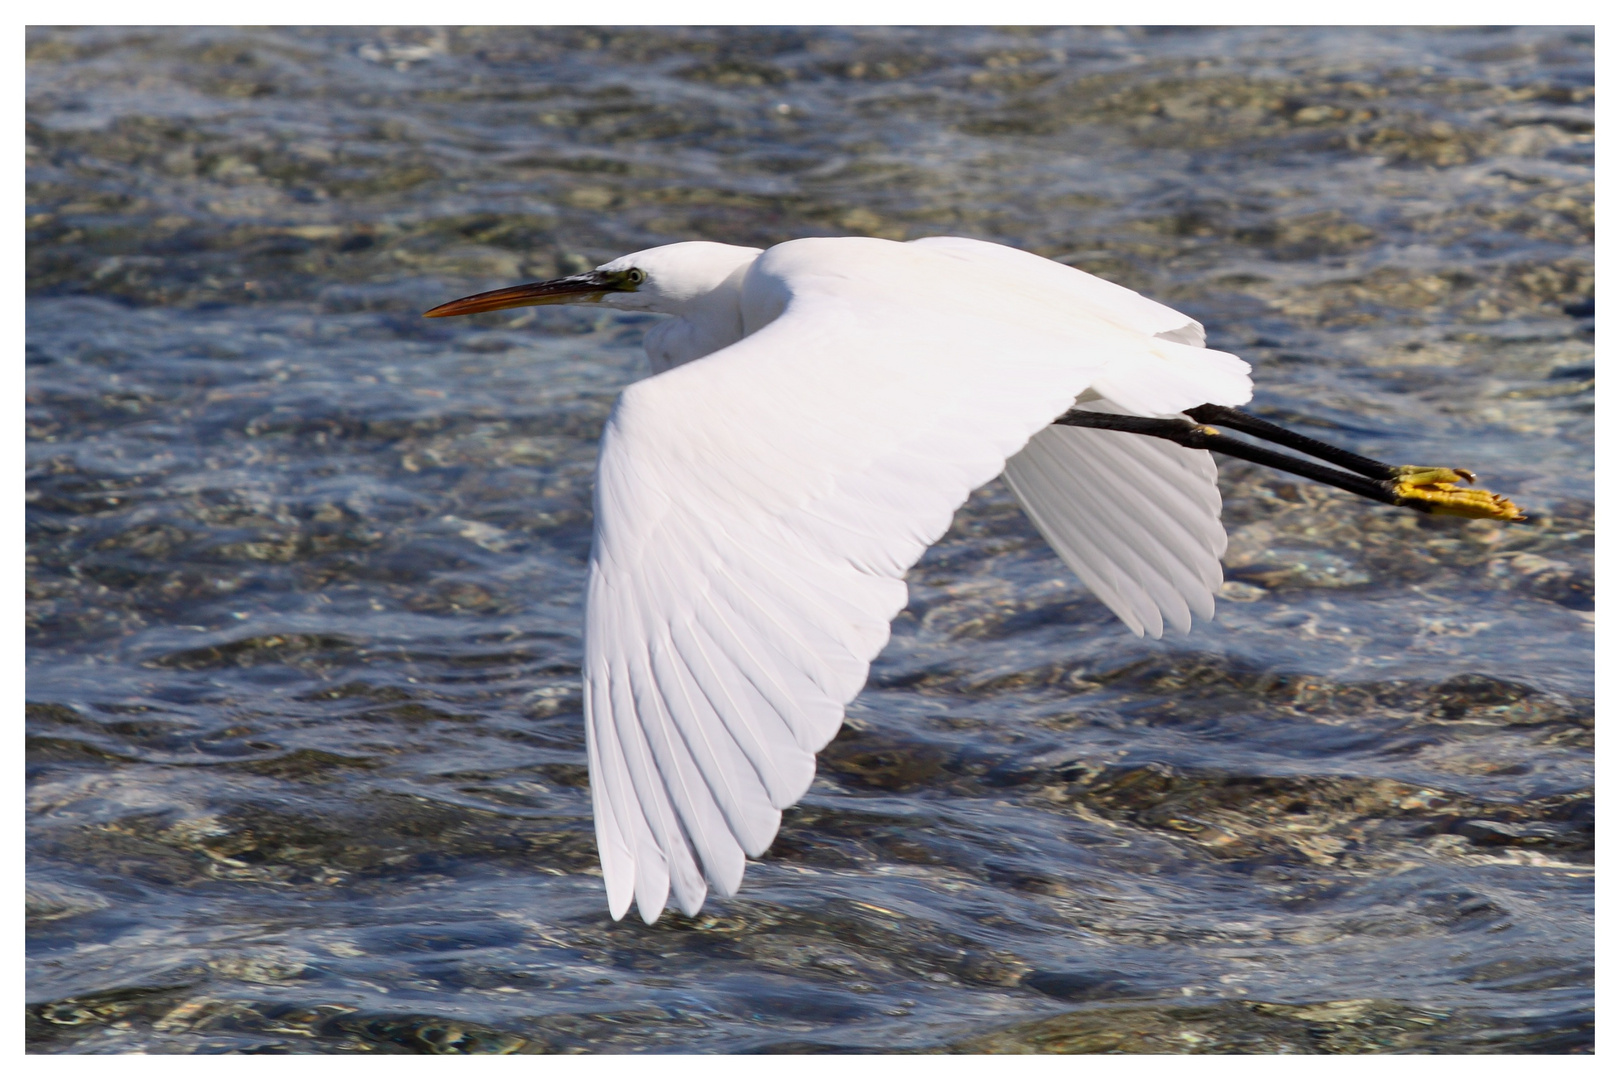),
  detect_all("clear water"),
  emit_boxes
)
[27,26,1592,1053]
